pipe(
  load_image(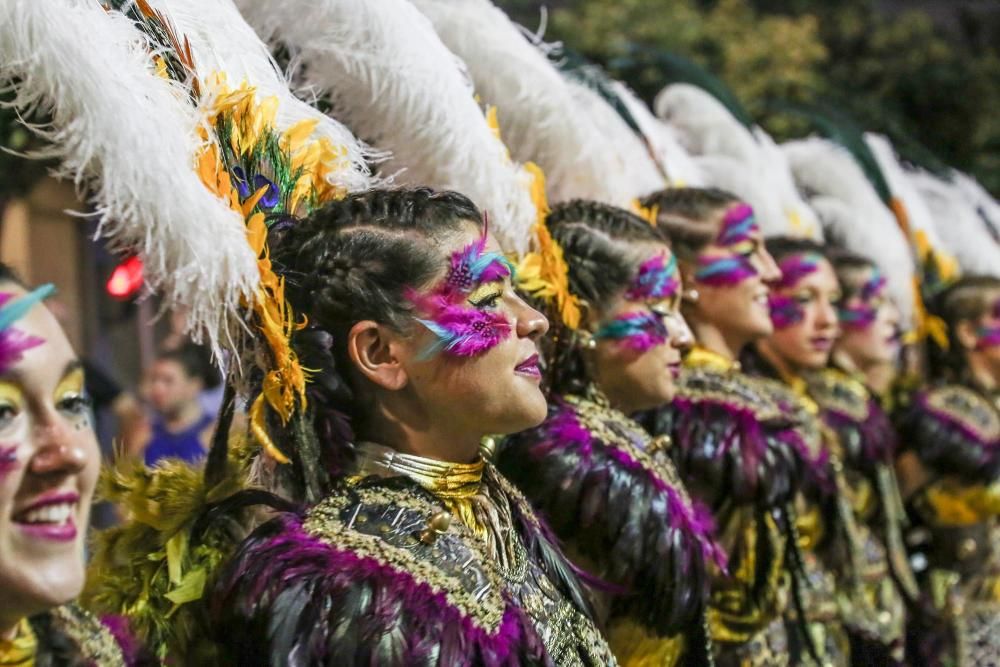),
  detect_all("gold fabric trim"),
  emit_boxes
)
[0,619,35,667]
[805,368,871,423]
[565,391,691,502]
[353,442,525,581]
[51,605,125,667]
[304,483,509,632]
[685,345,740,373]
[925,385,1000,443]
[607,617,684,667]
